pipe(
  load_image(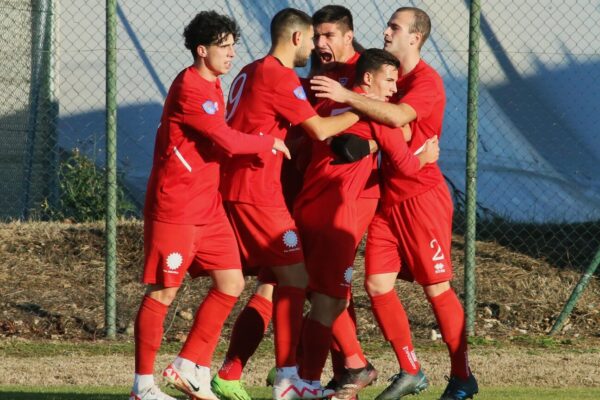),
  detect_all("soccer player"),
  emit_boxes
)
[212,8,360,400]
[311,7,479,400]
[129,11,291,400]
[295,48,439,400]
